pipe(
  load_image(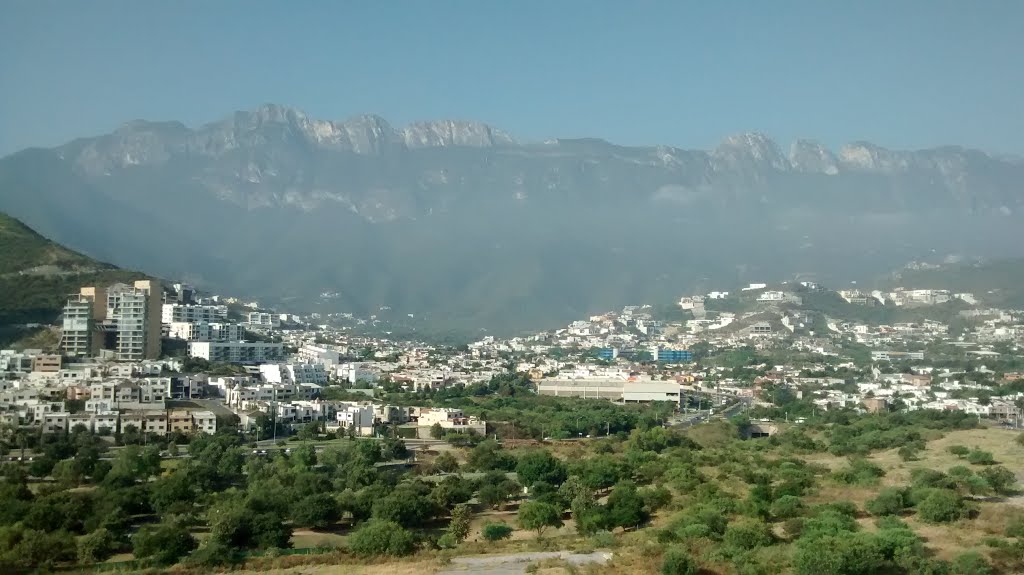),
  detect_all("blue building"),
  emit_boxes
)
[655,349,693,363]
[596,348,618,360]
